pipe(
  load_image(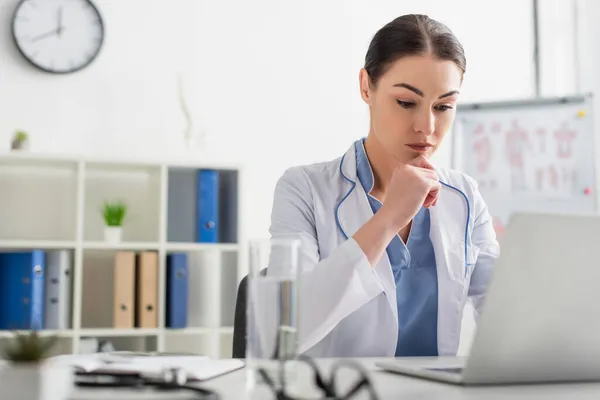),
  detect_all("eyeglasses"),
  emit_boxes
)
[256,354,380,400]
[74,367,221,400]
